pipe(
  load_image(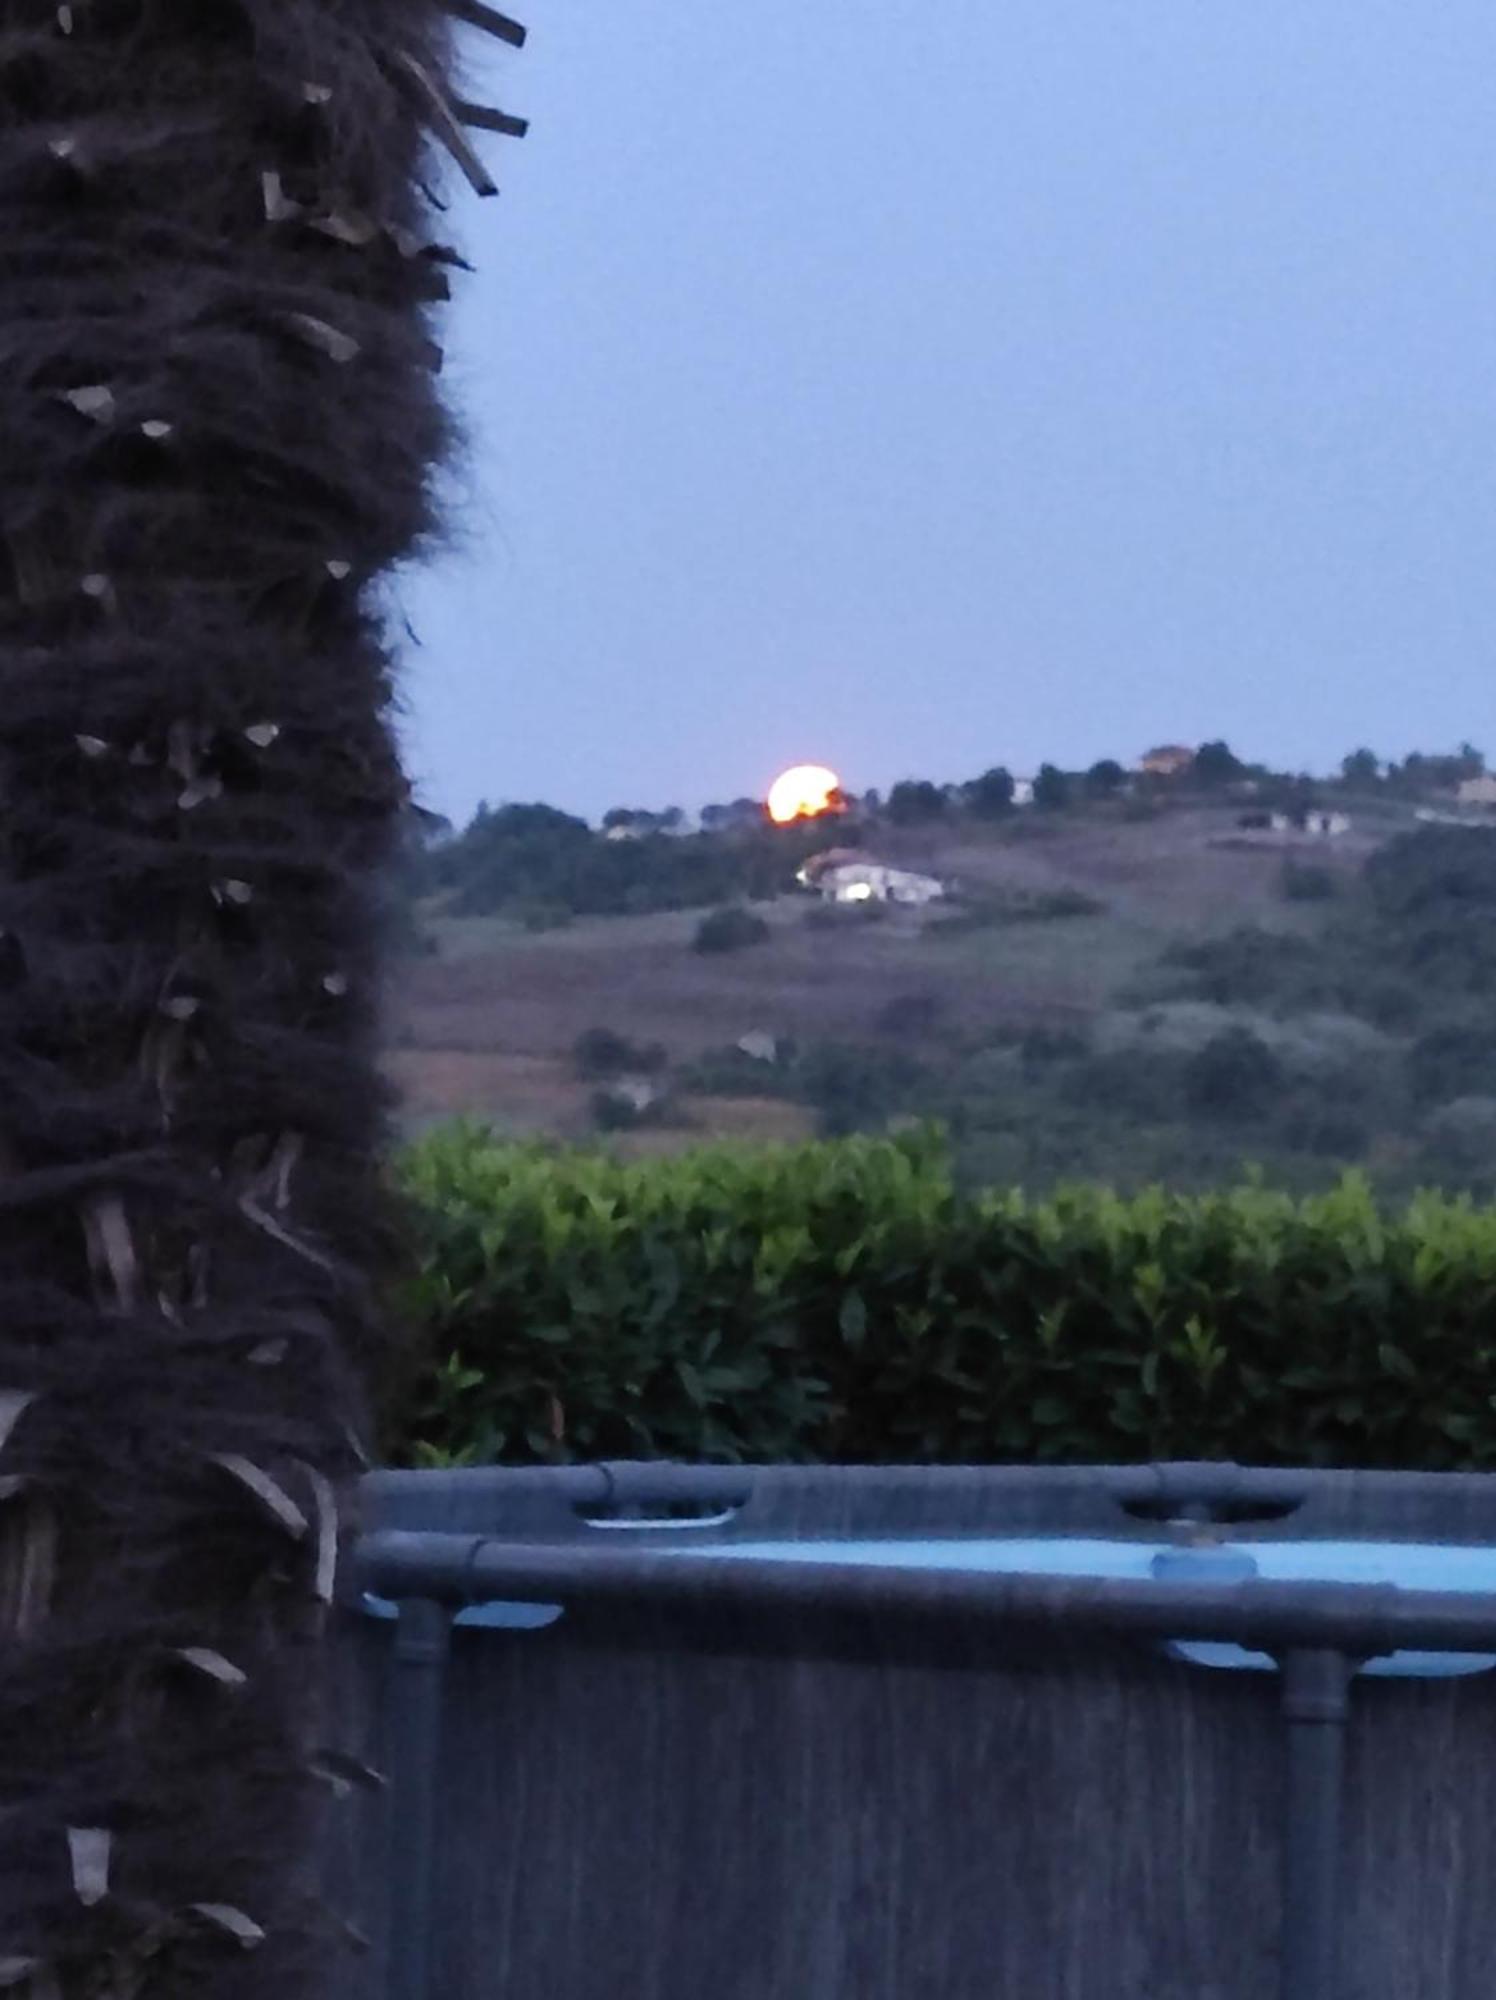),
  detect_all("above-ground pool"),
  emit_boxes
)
[338,1463,1496,2000]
